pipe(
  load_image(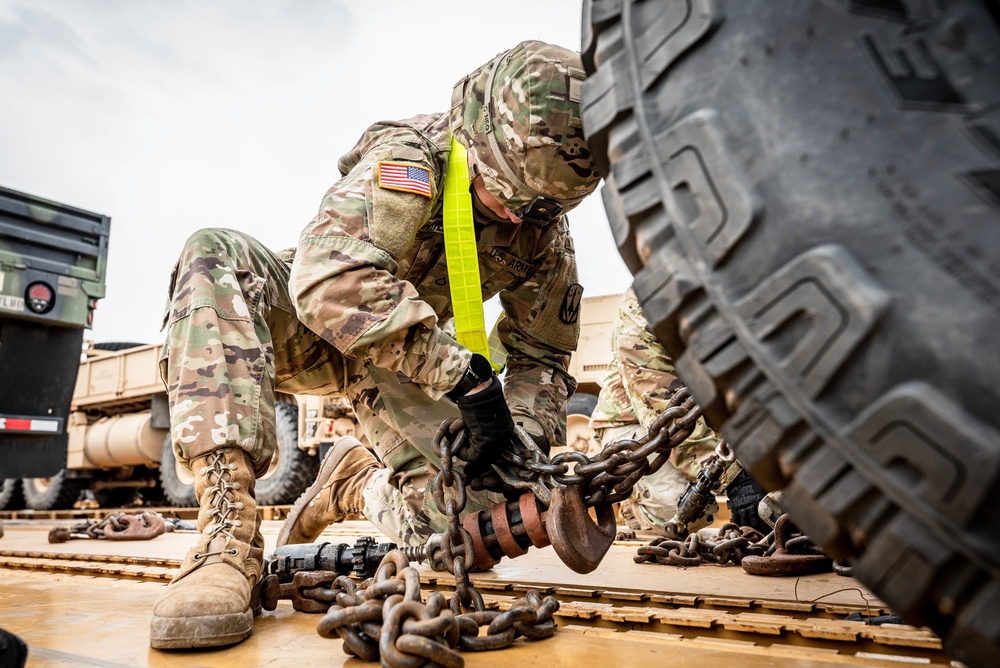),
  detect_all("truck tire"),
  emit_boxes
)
[158,403,318,507]
[21,471,85,510]
[256,402,319,506]
[159,435,197,507]
[0,479,24,511]
[582,2,1000,666]
[568,392,599,418]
